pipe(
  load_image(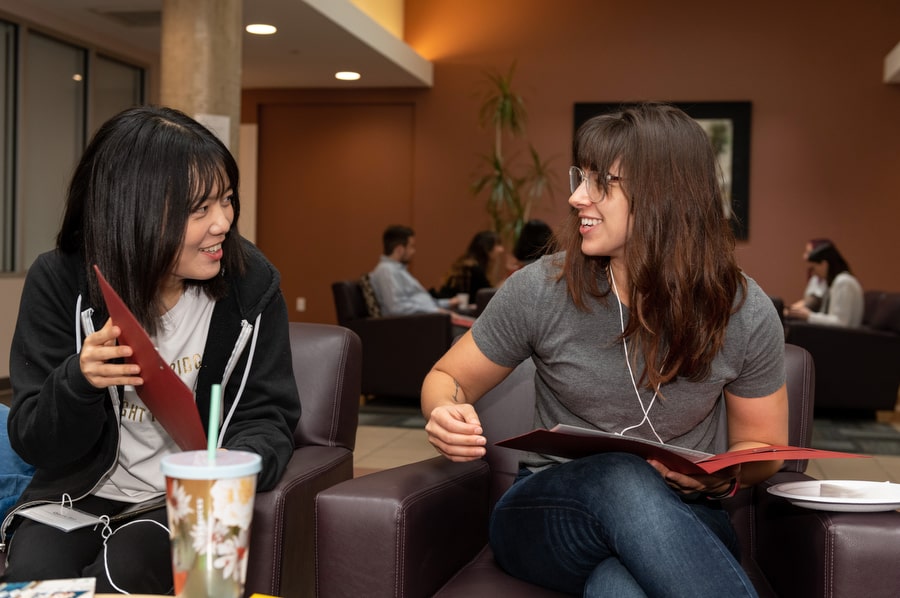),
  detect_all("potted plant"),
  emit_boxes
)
[472,62,554,249]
